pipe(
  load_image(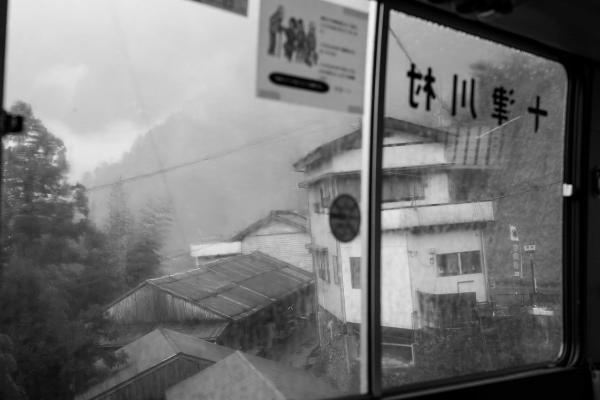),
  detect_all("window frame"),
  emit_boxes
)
[360,1,590,399]
[436,251,482,276]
